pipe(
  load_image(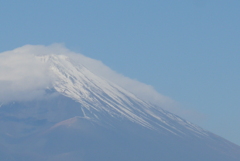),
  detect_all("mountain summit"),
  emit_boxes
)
[0,49,240,161]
